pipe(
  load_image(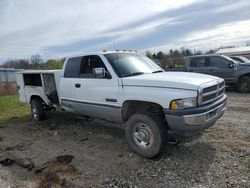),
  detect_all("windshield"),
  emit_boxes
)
[104,53,164,77]
[222,55,237,63]
[230,56,243,63]
[237,56,250,63]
